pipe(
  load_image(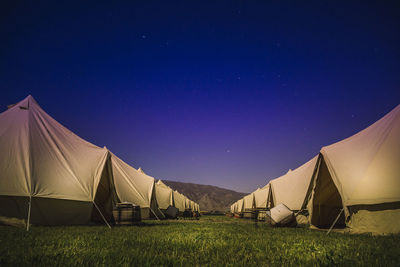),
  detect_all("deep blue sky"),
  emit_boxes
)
[1,1,399,193]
